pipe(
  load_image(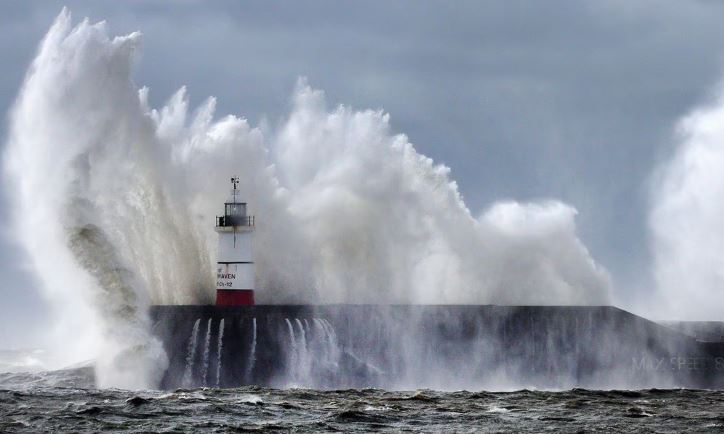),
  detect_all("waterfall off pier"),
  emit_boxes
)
[151,305,724,390]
